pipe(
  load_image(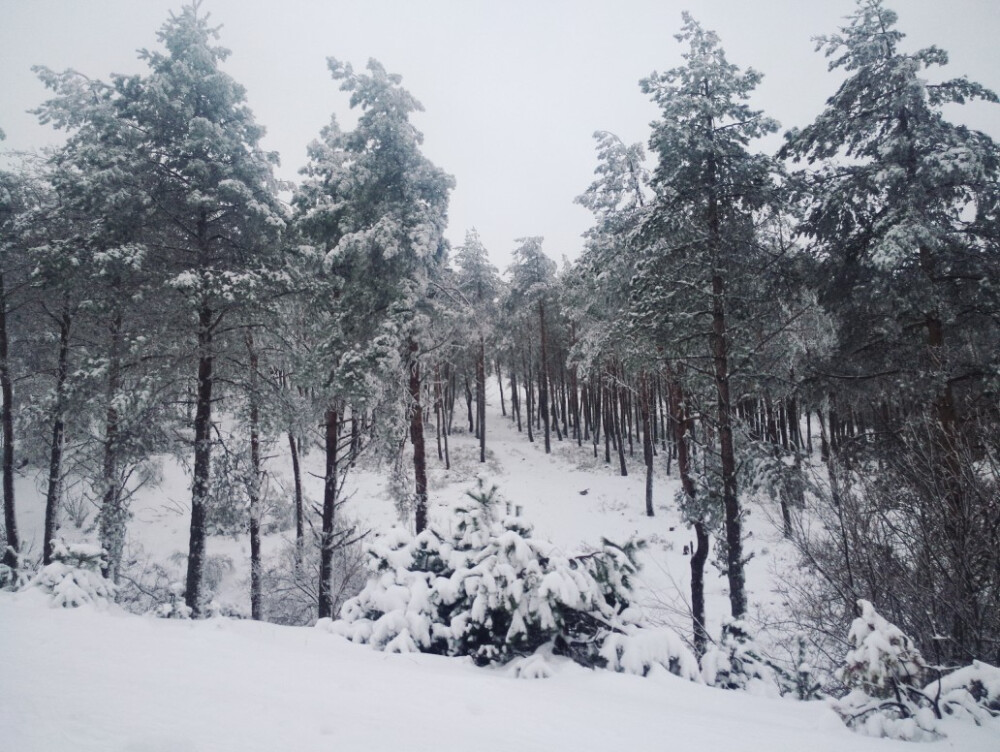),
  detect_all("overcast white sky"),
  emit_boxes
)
[2,0,998,269]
